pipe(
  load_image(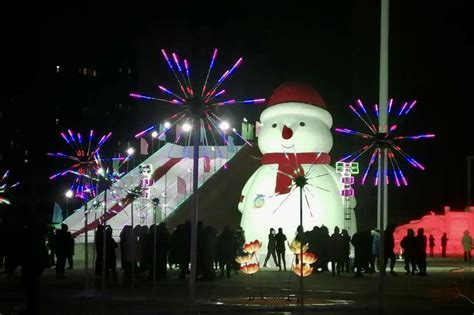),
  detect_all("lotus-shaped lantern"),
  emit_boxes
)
[241,263,260,275]
[289,240,308,254]
[292,263,313,277]
[297,252,317,265]
[243,240,262,254]
[235,254,252,264]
